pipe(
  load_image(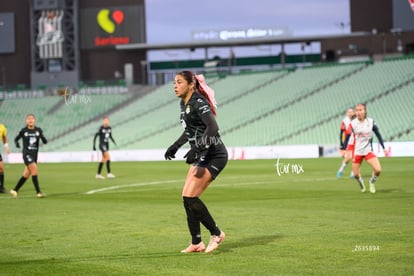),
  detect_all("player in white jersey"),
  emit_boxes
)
[344,104,388,193]
[336,108,355,178]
